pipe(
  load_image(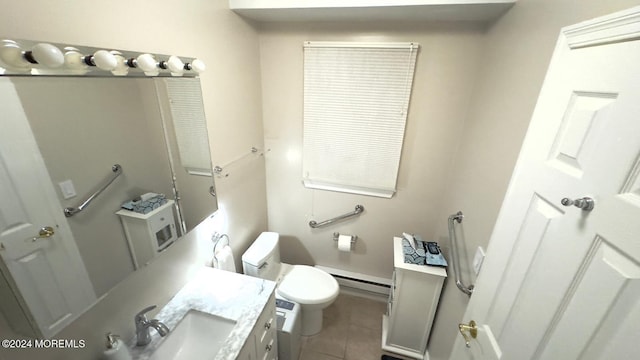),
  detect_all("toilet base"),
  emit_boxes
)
[301,308,323,336]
